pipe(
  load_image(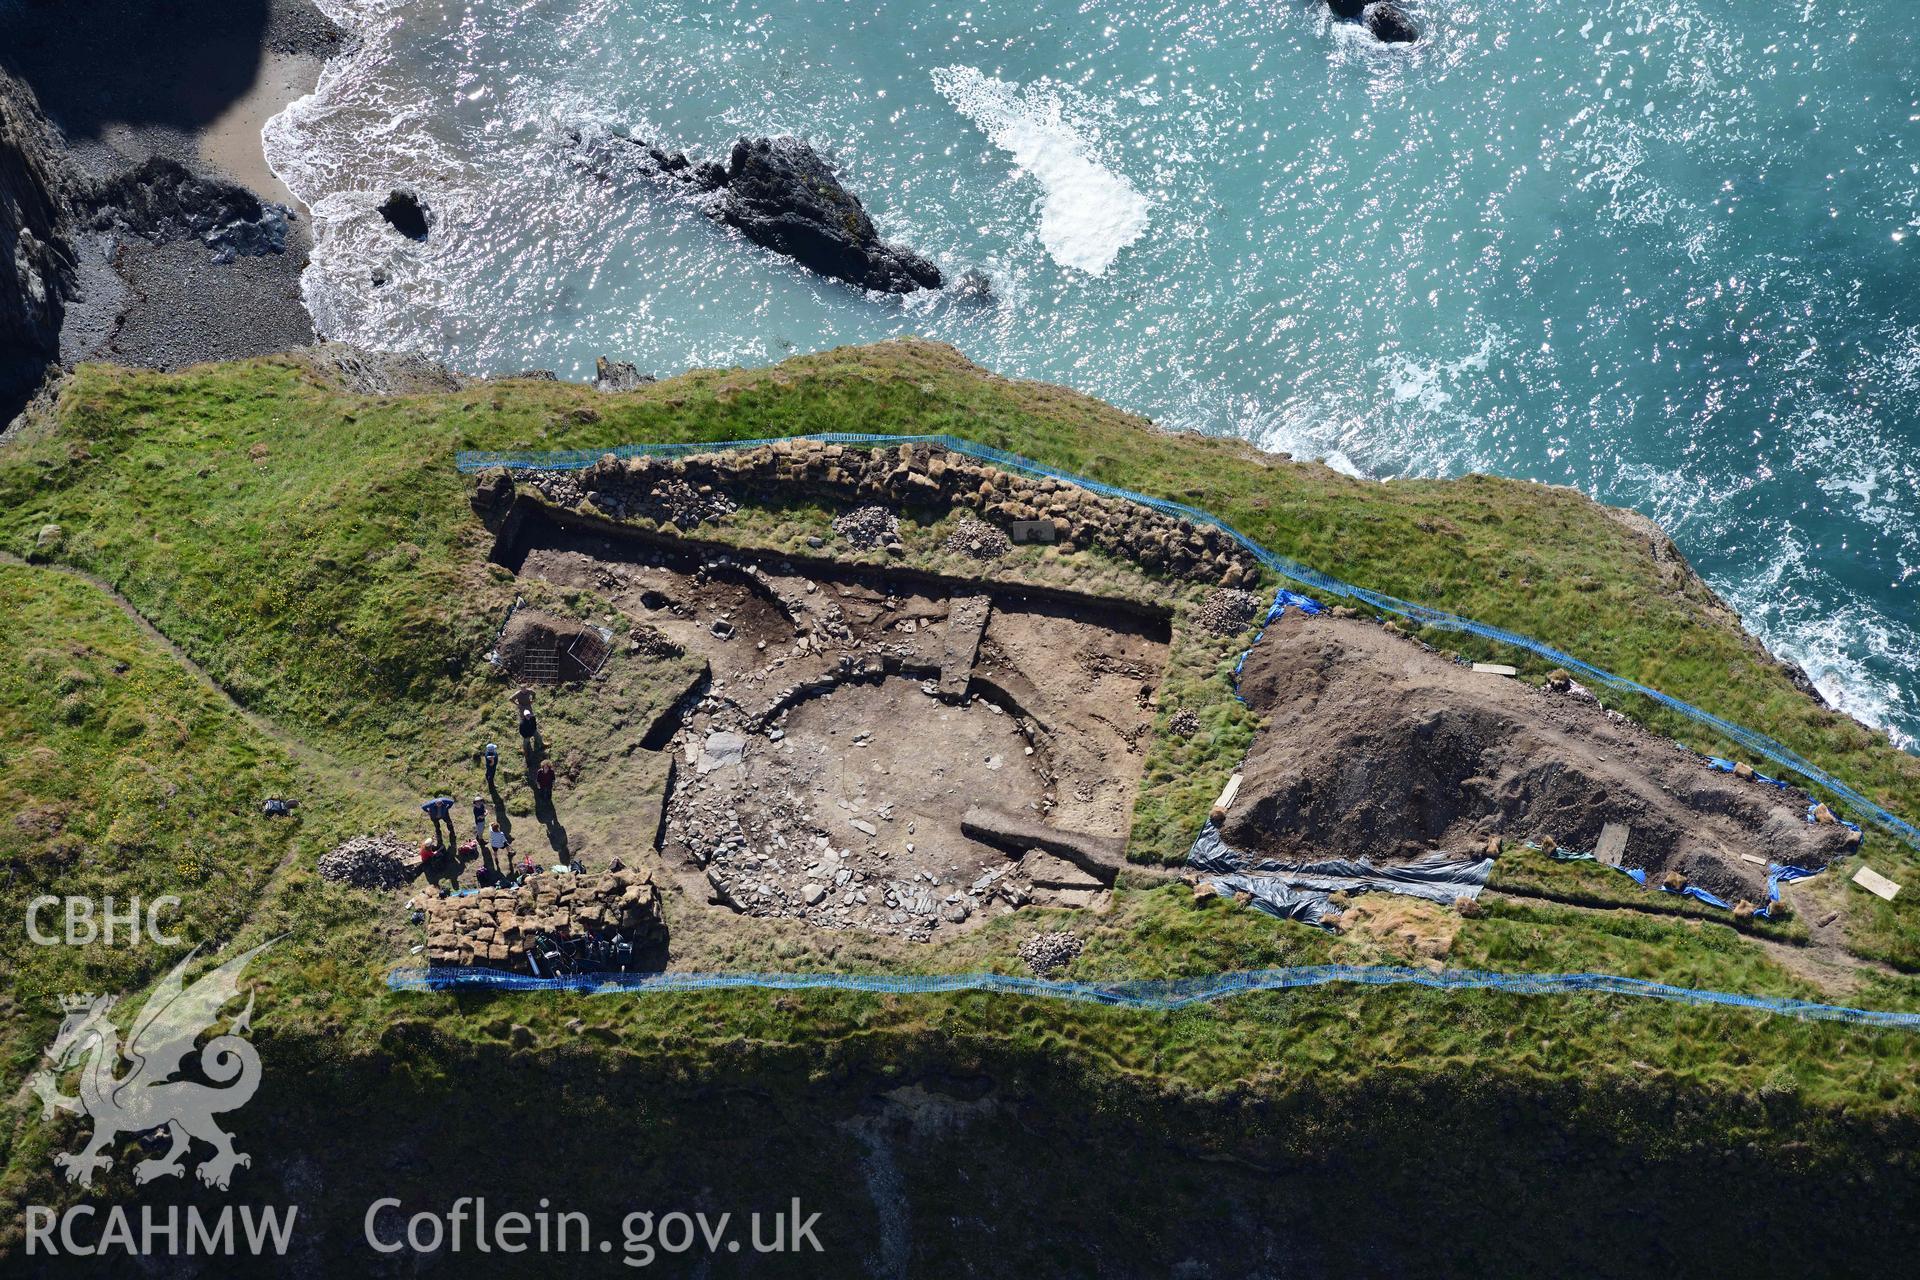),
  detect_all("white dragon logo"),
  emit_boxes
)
[31,941,275,1191]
